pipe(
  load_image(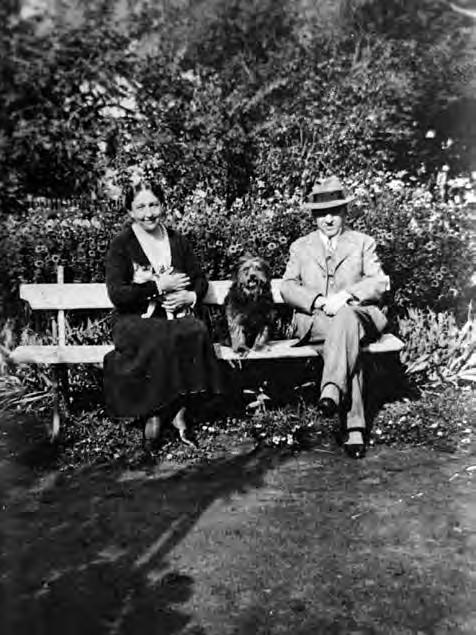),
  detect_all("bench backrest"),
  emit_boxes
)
[19,279,285,310]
